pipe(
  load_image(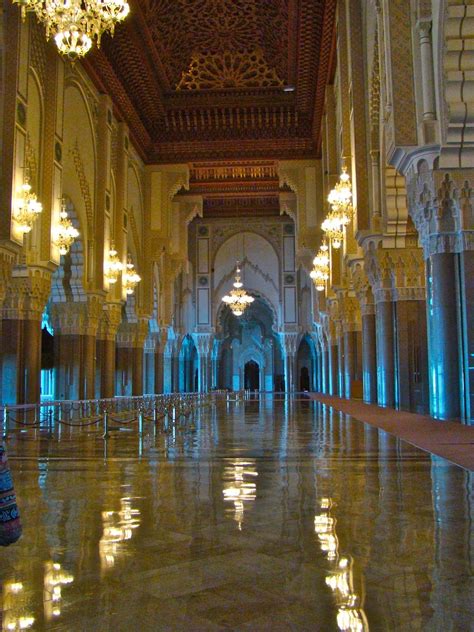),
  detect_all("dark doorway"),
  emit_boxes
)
[300,366,310,391]
[244,361,259,390]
